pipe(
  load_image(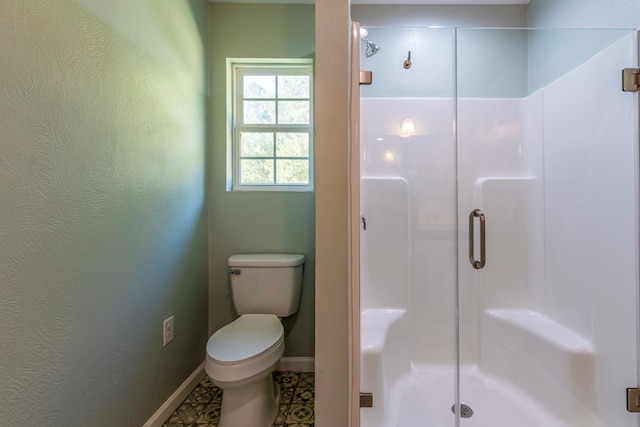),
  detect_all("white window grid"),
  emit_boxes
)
[232,64,314,192]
